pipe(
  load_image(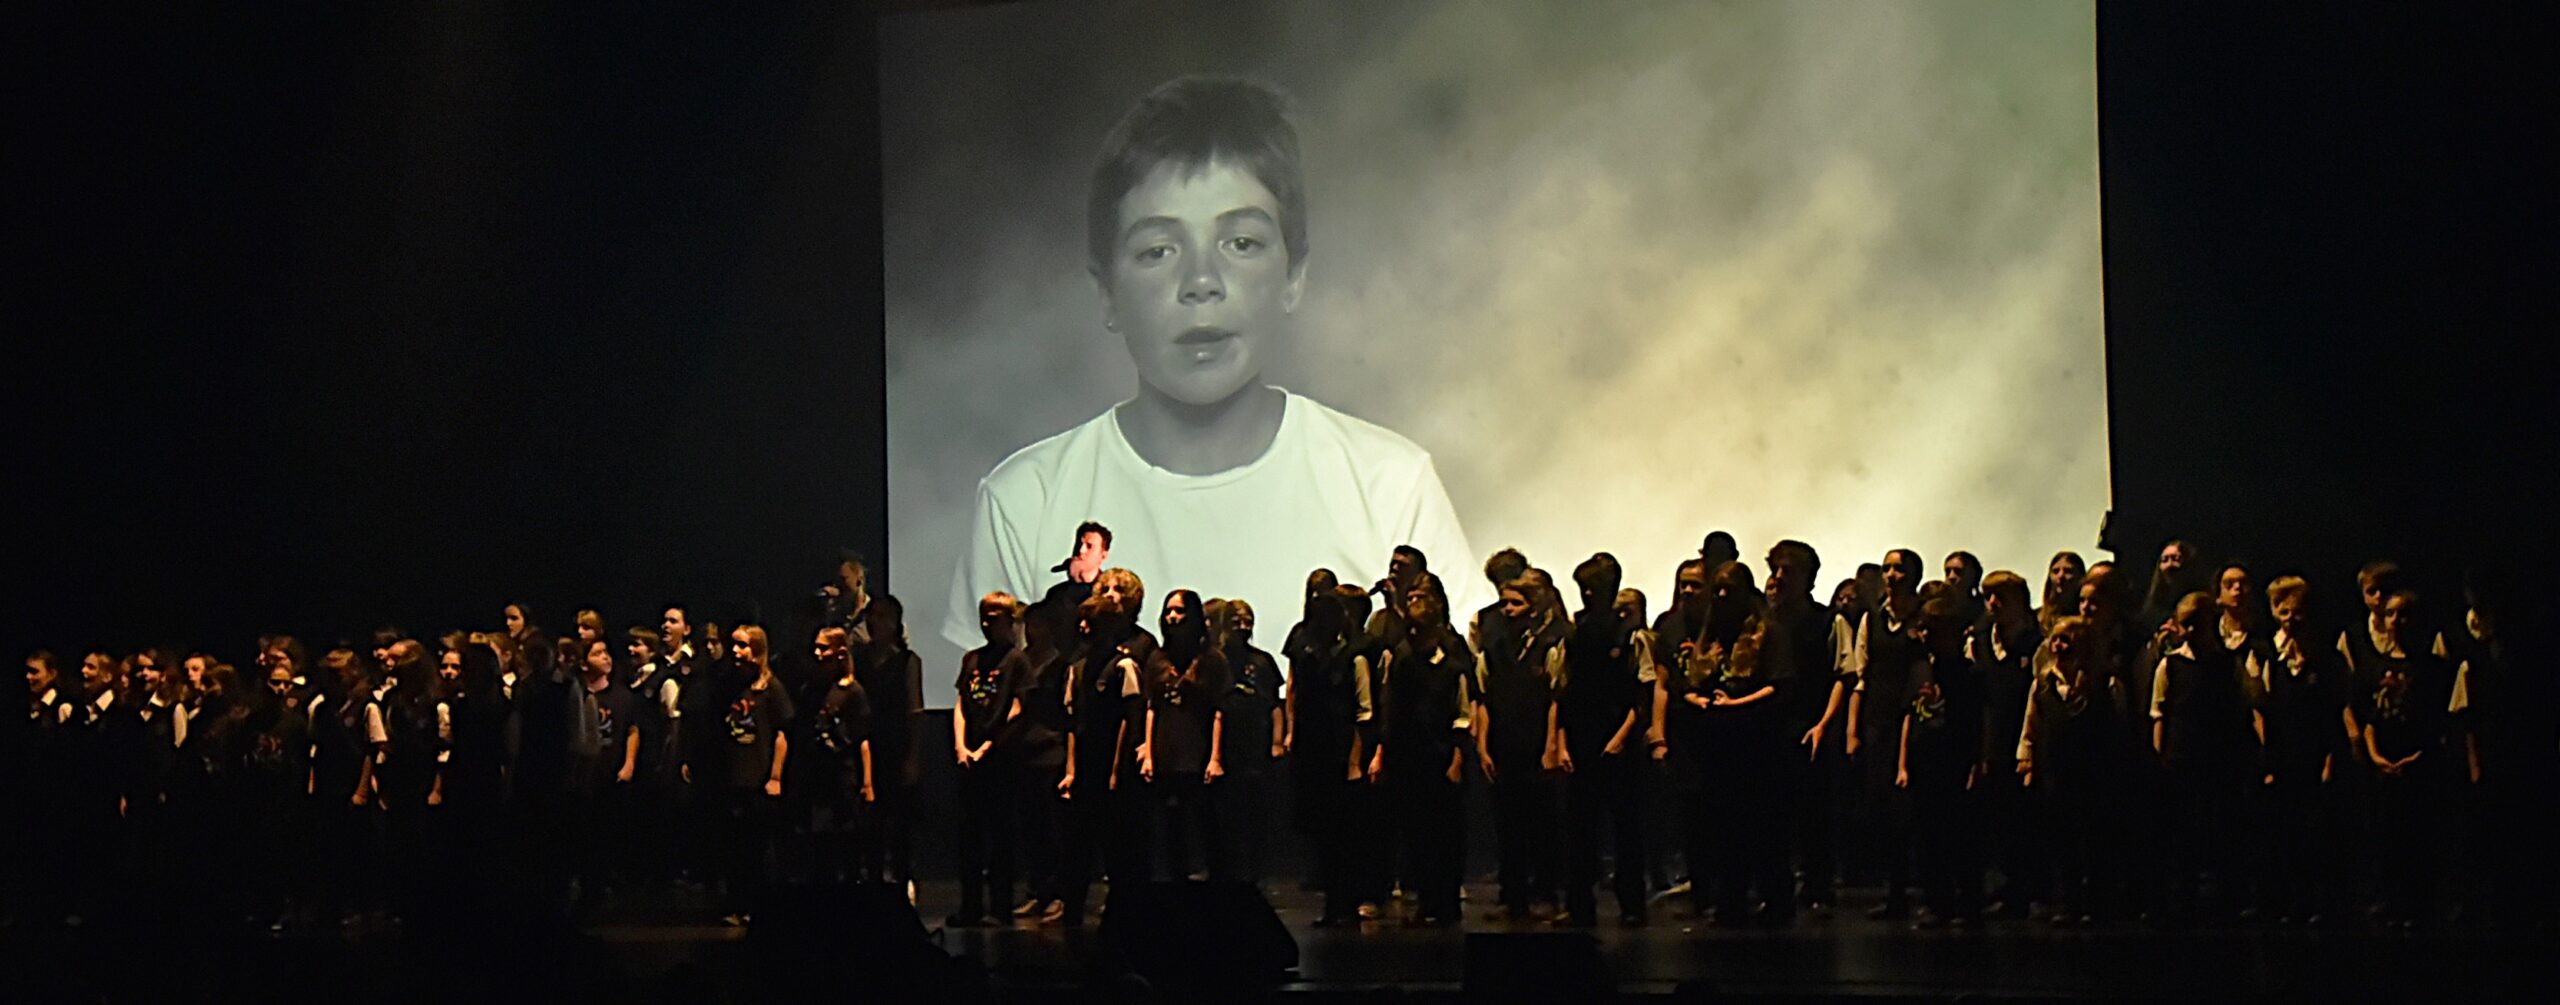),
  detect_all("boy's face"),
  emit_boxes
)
[1069,531,1108,583]
[1674,568,1708,605]
[980,602,1016,646]
[2273,594,2305,633]
[1097,158,1303,407]
[2218,568,2252,612]
[1404,588,1437,624]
